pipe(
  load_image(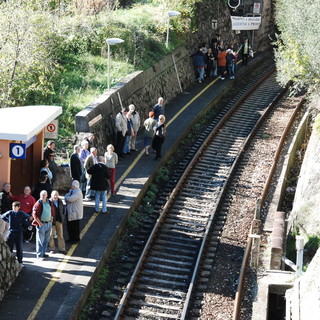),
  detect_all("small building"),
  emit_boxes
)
[0,105,62,194]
